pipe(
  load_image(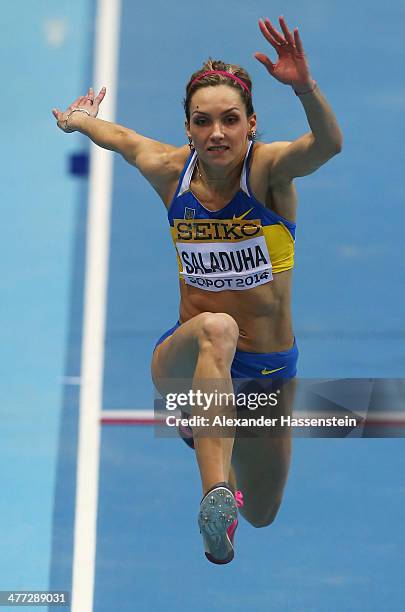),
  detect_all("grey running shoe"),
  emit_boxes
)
[198,483,238,564]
